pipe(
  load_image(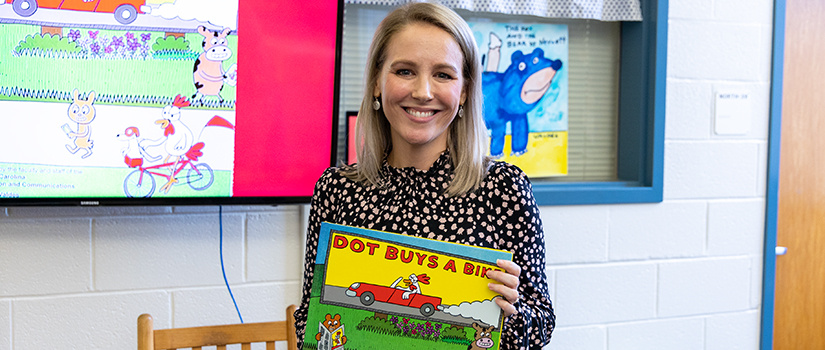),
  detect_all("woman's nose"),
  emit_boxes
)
[411,77,433,101]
